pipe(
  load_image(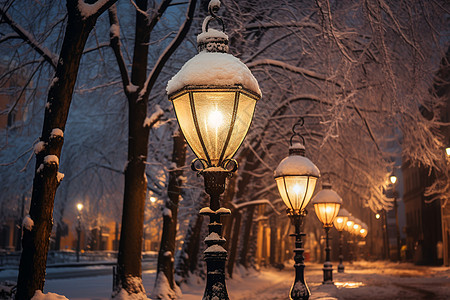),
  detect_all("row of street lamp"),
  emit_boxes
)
[164,1,373,299]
